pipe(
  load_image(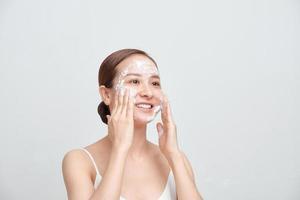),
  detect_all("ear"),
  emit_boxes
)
[99,85,112,106]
